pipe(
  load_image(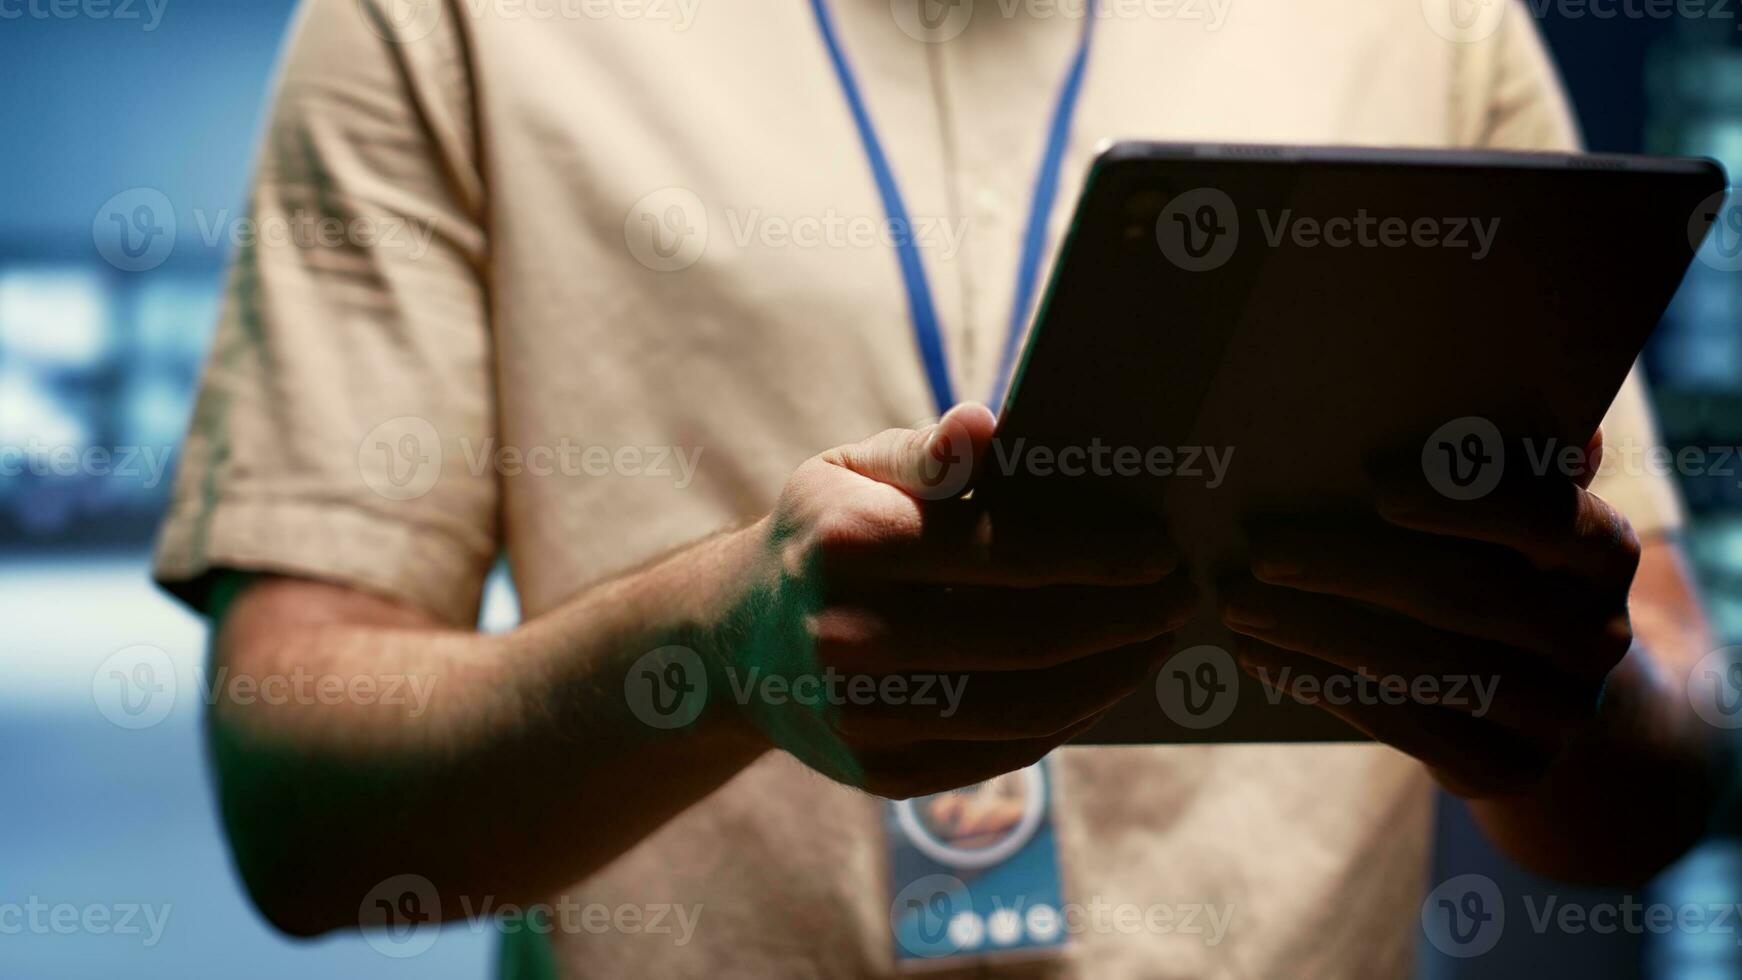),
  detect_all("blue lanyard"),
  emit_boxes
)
[809,0,1101,415]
